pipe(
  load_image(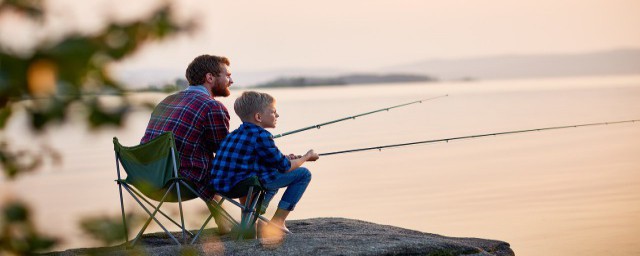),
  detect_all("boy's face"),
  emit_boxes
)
[258,102,279,129]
